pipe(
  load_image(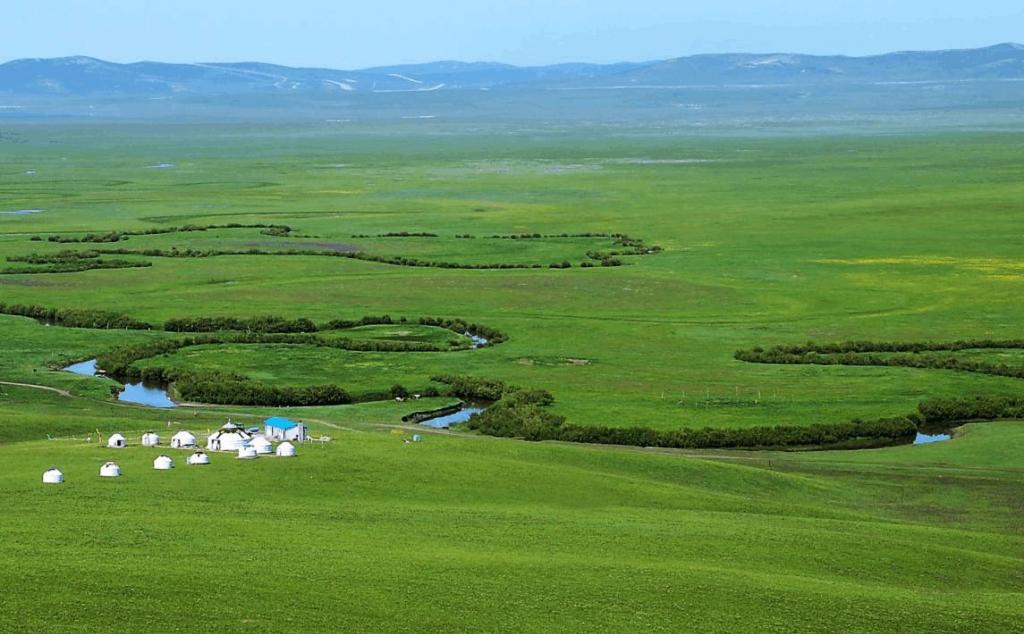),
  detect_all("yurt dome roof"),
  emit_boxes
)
[153,455,174,469]
[187,450,210,465]
[210,428,251,440]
